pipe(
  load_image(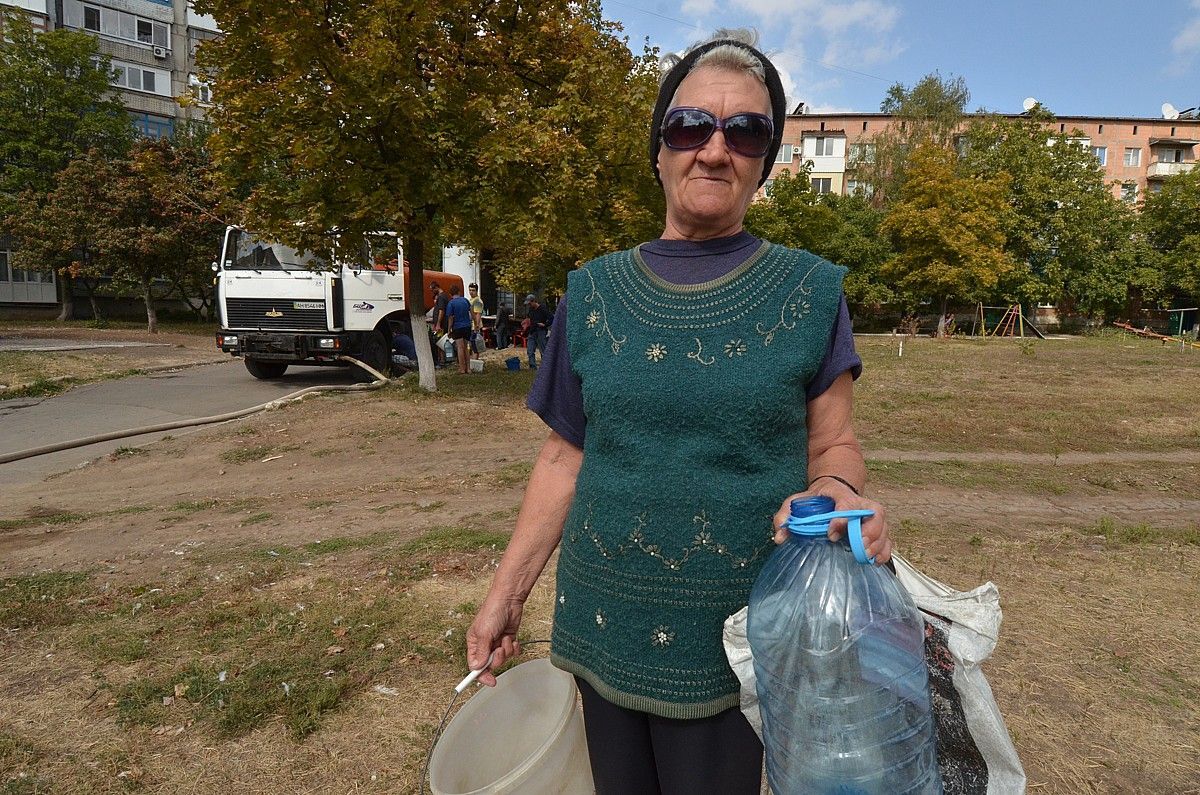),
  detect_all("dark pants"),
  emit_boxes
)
[526,327,548,368]
[576,677,763,795]
[496,322,510,349]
